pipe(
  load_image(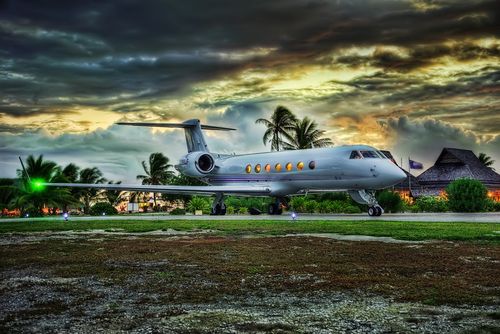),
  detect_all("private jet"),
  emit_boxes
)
[34,119,406,216]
